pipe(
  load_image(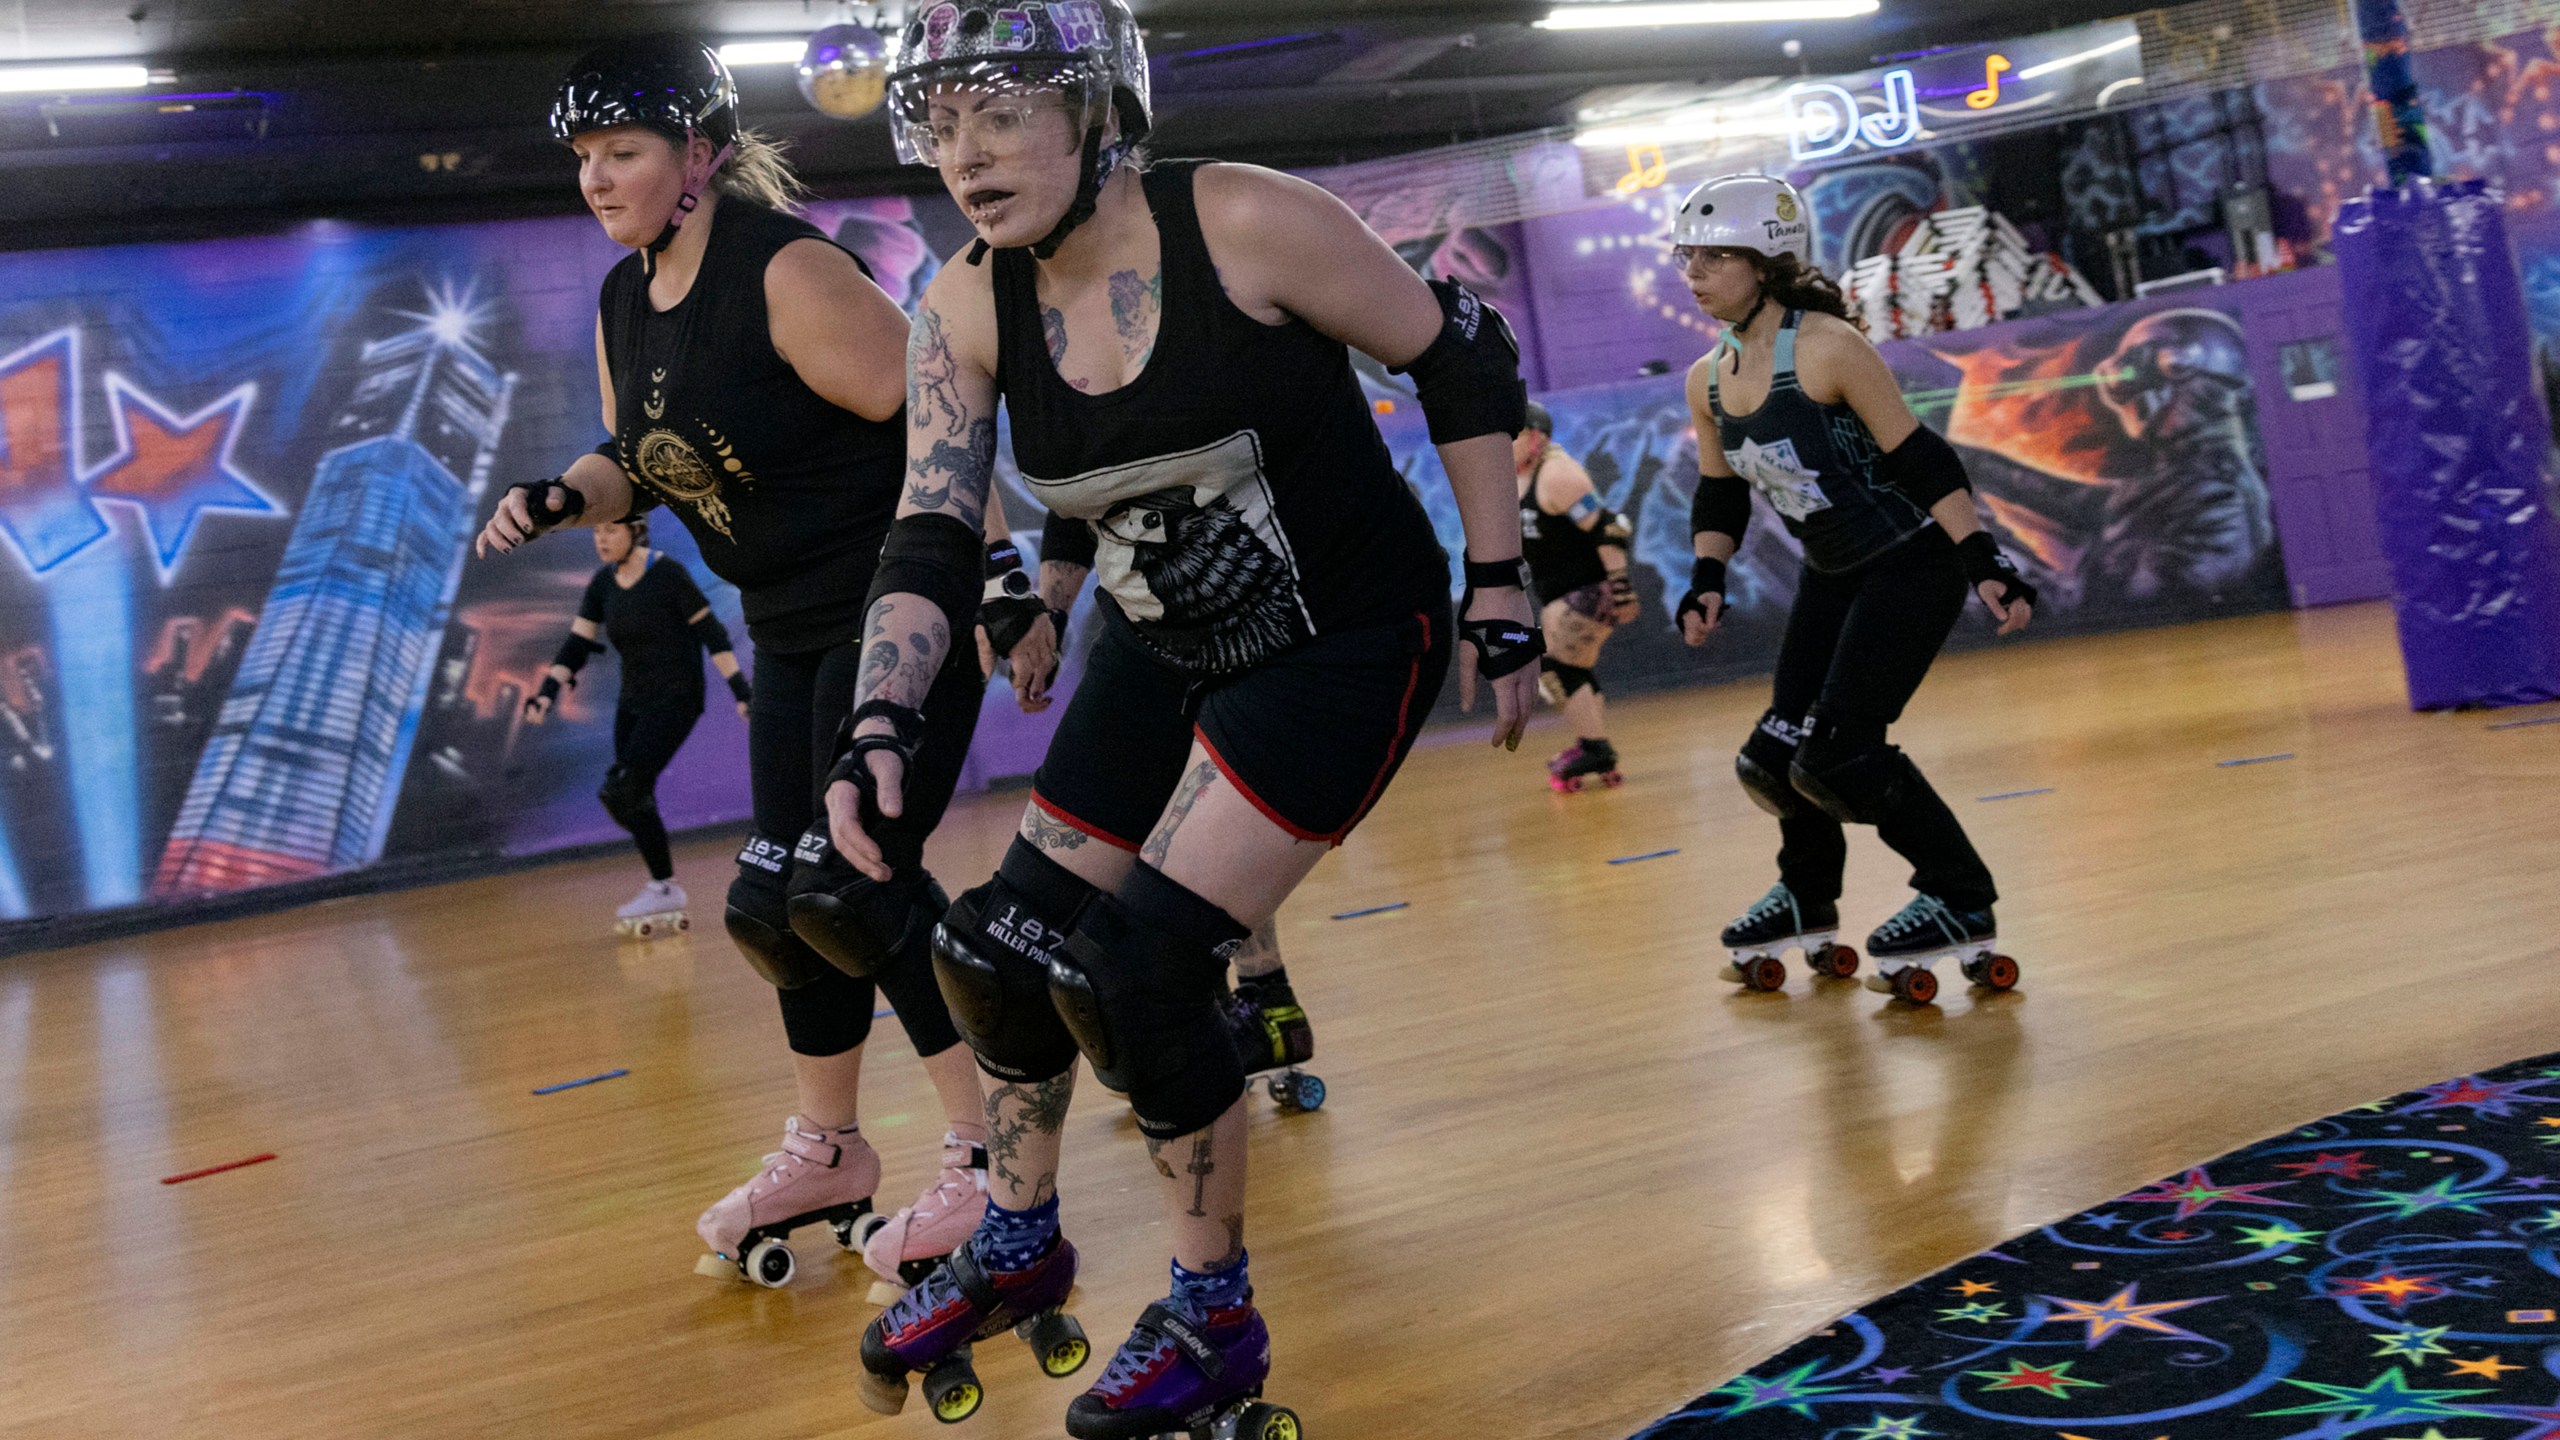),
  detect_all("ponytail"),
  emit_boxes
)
[1756,252,1857,330]
[714,128,808,211]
